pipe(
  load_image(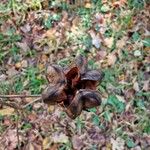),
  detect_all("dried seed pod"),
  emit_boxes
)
[79,80,97,90]
[75,54,87,74]
[81,70,103,82]
[78,89,101,109]
[65,91,83,119]
[43,55,103,119]
[42,83,67,105]
[65,66,80,87]
[46,65,66,84]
